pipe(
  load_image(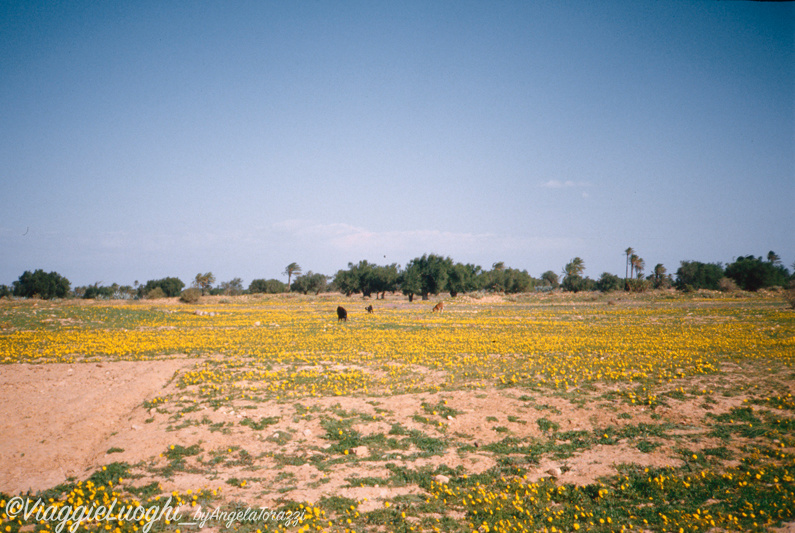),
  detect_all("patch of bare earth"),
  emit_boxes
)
[0,360,194,494]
